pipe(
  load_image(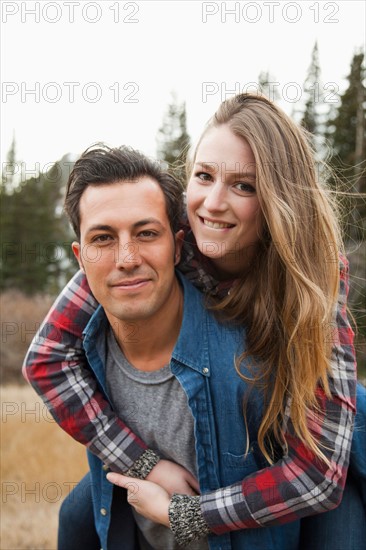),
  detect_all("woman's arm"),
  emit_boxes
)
[22,270,156,474]
[23,269,200,491]
[108,259,357,545]
[109,371,356,545]
[22,214,197,477]
[182,259,357,541]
